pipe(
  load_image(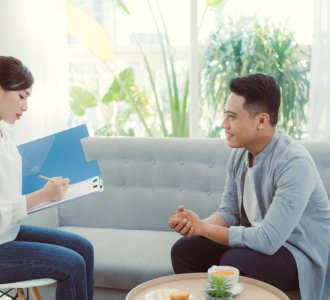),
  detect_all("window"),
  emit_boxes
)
[67,0,313,139]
